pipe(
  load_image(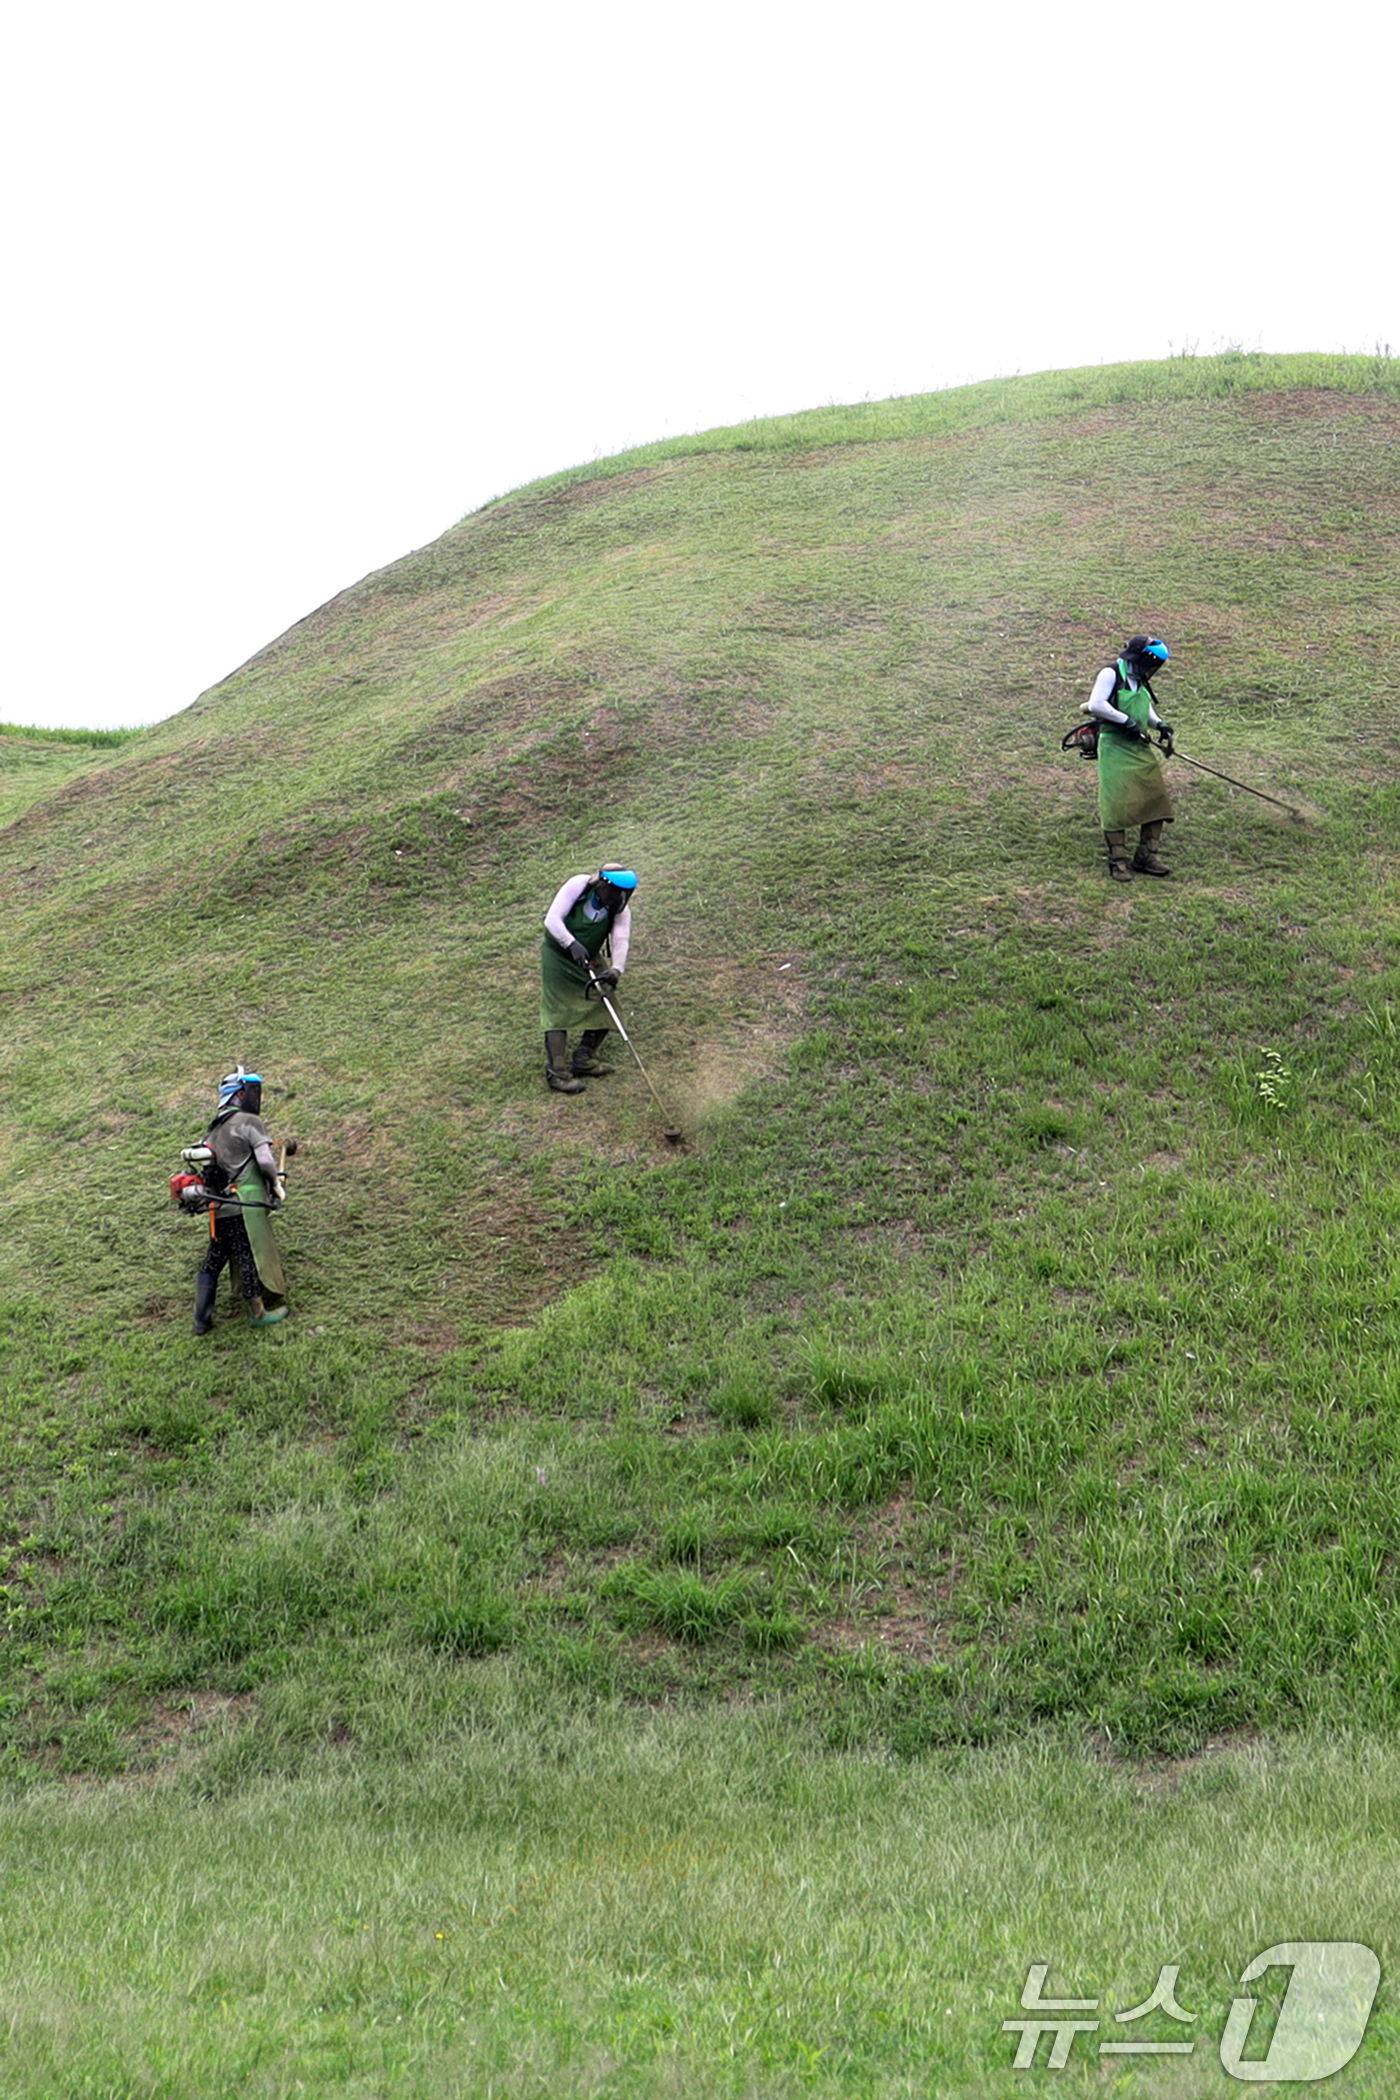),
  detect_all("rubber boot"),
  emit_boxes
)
[545,1030,585,1094]
[572,1028,614,1077]
[1104,830,1134,883]
[248,1296,288,1327]
[193,1270,218,1336]
[1132,820,1172,877]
